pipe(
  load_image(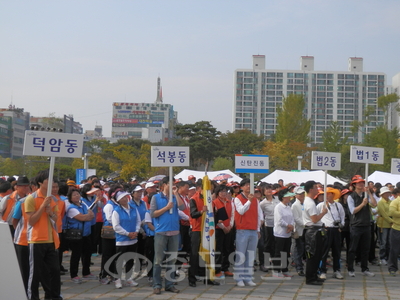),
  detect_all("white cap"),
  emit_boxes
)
[132,185,144,192]
[380,186,391,196]
[116,191,130,202]
[145,182,157,189]
[294,186,305,195]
